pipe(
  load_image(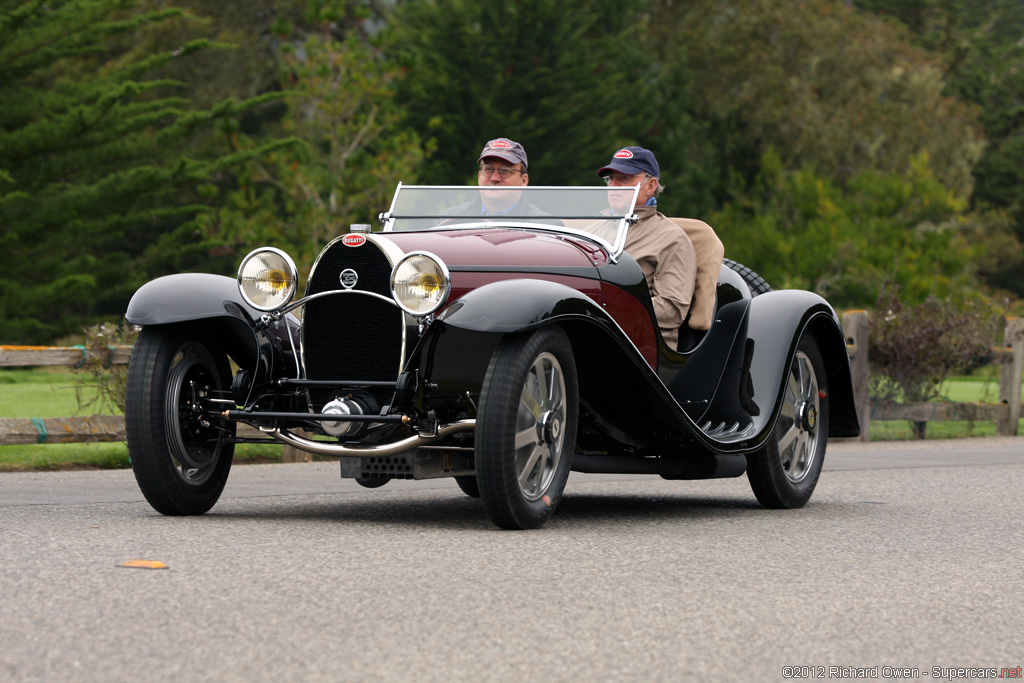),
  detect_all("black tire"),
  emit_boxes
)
[723,258,772,296]
[475,326,578,530]
[454,475,481,498]
[746,333,828,508]
[355,477,389,489]
[125,327,235,515]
